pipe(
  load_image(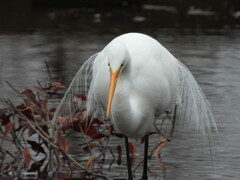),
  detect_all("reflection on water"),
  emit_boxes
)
[0,30,240,179]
